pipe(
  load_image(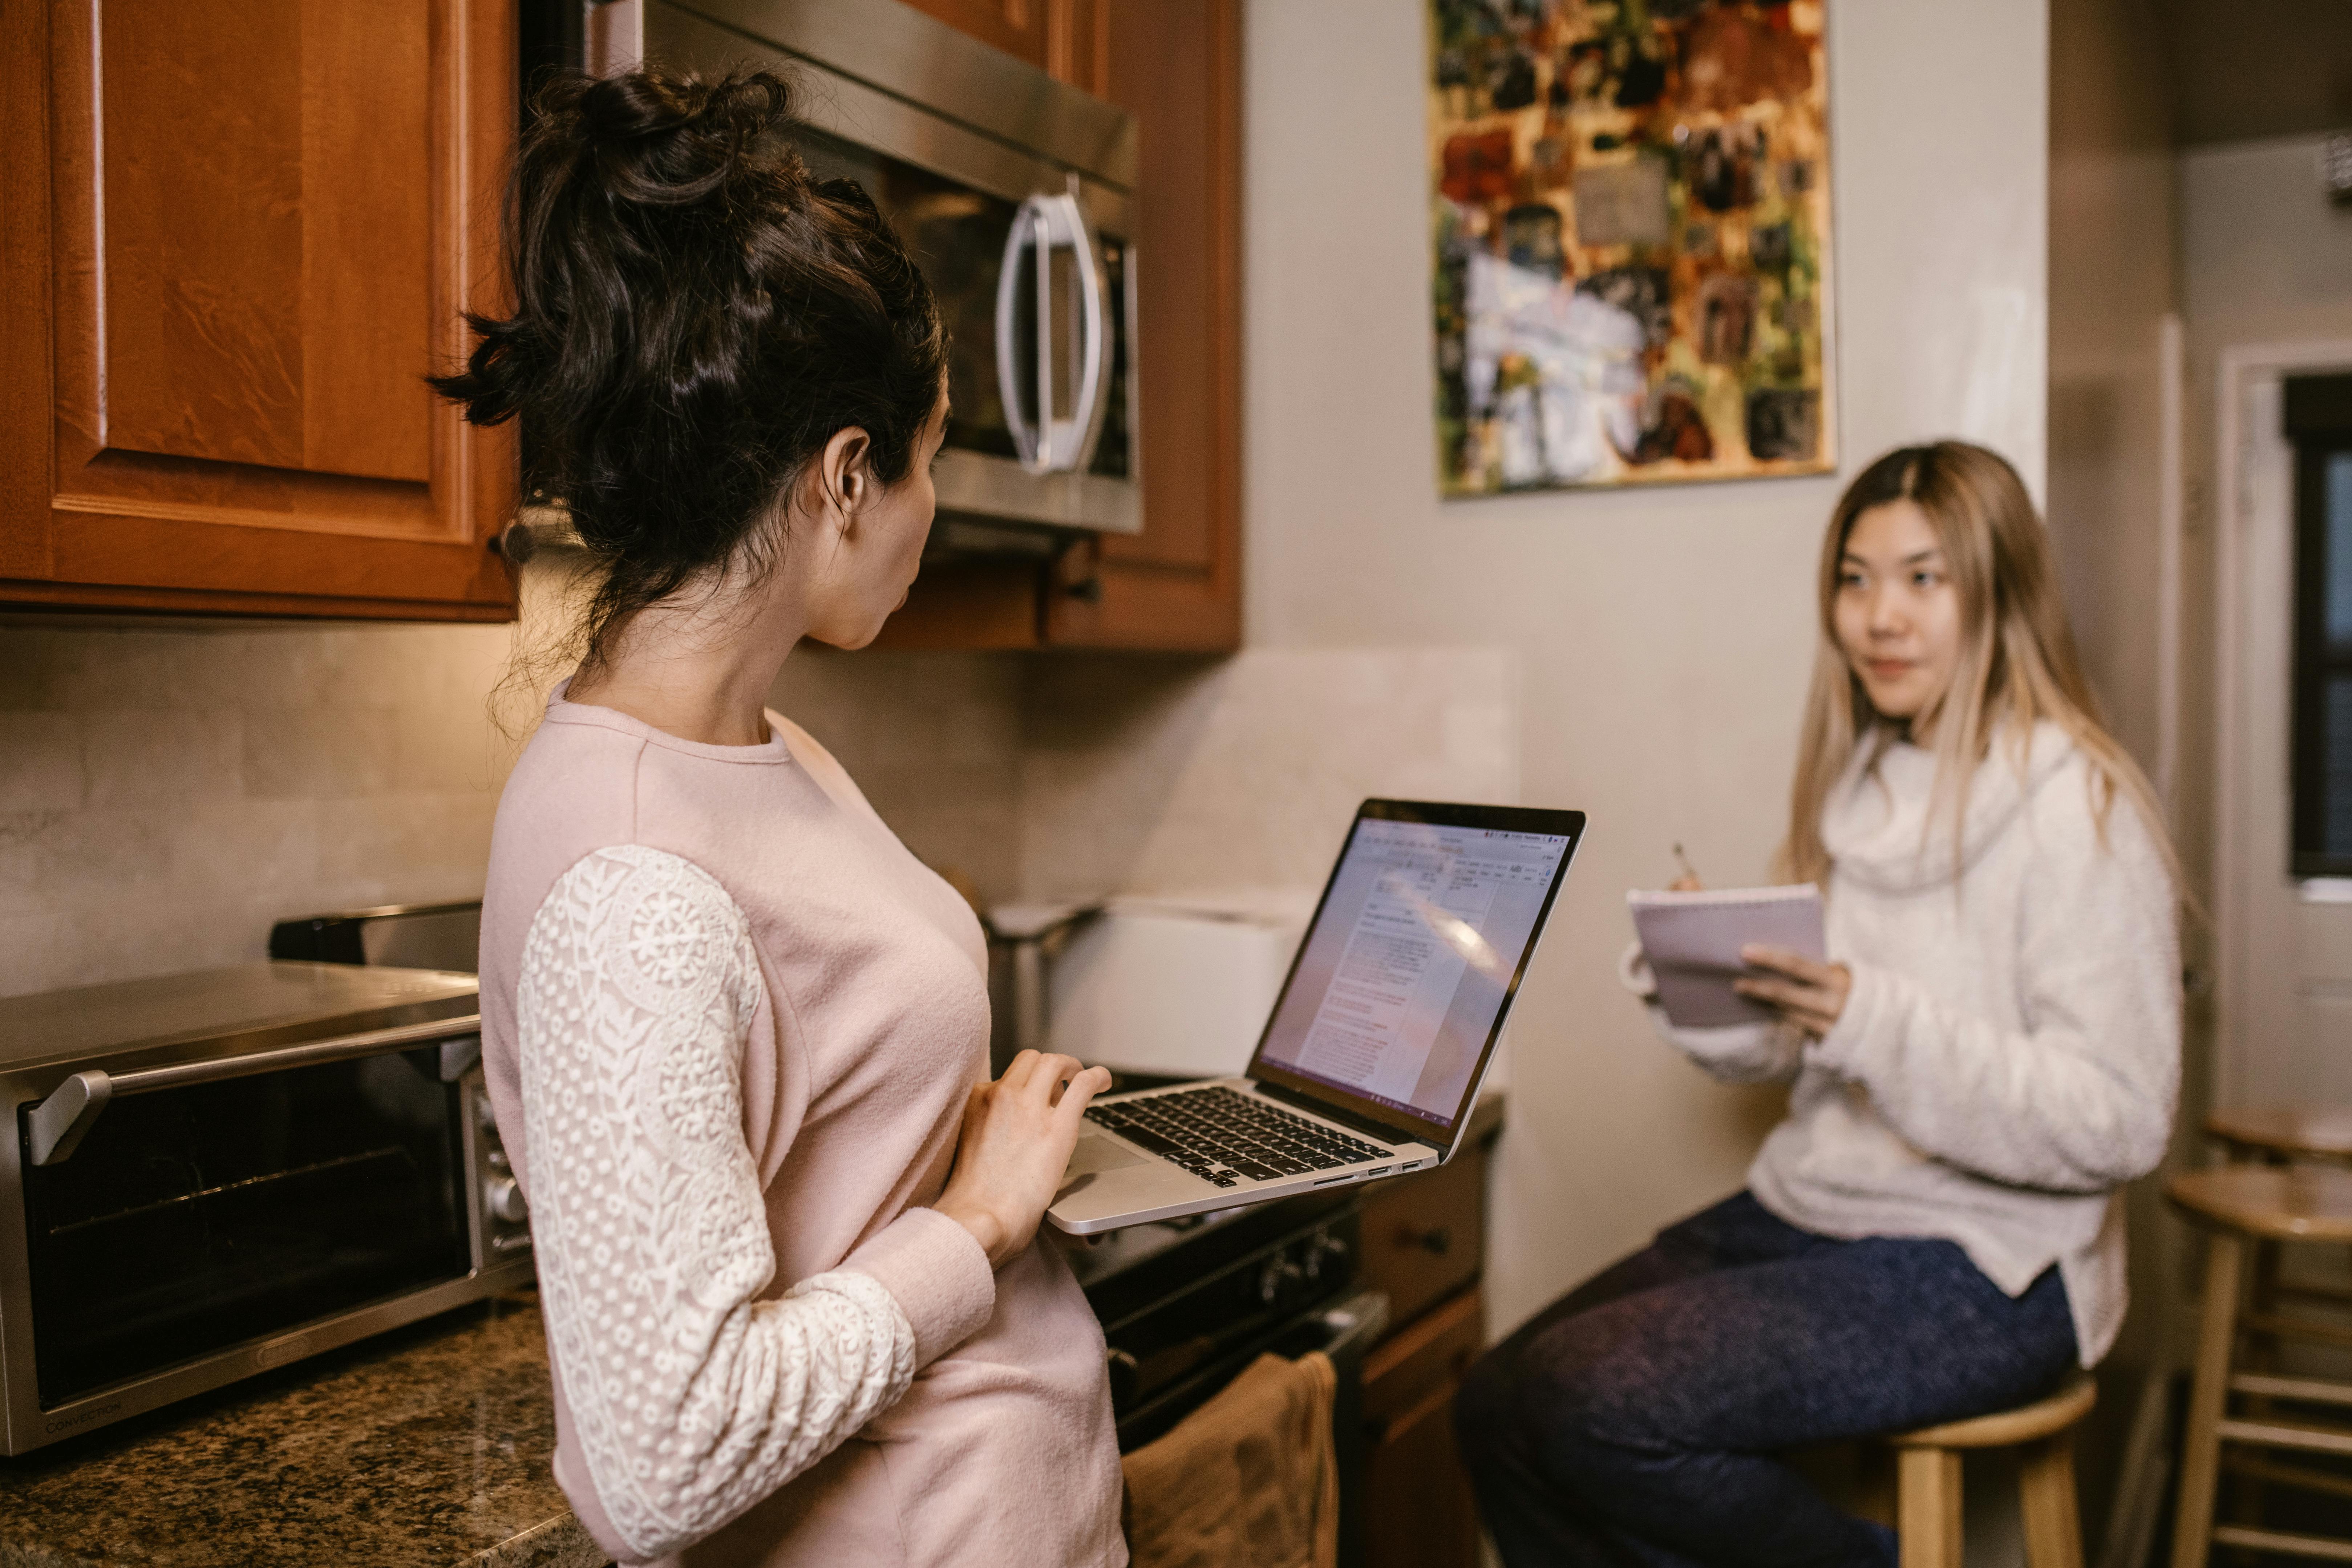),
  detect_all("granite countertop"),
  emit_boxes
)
[0,1094,1507,1567]
[0,1293,600,1568]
